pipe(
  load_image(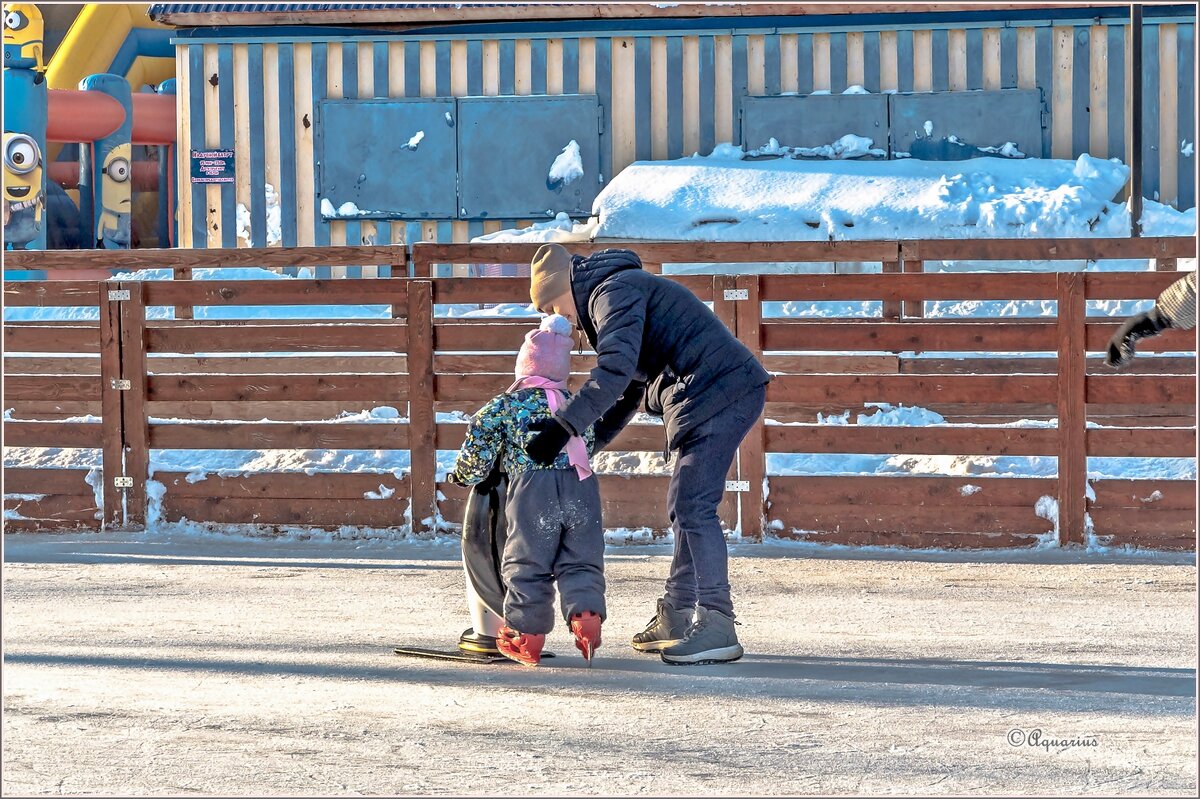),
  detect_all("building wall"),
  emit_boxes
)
[175,12,1196,256]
